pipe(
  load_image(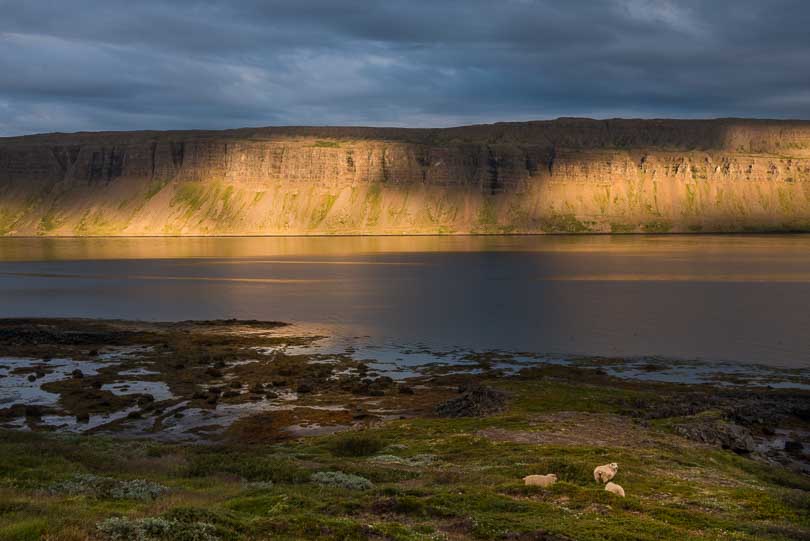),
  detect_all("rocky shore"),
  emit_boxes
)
[0,318,808,540]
